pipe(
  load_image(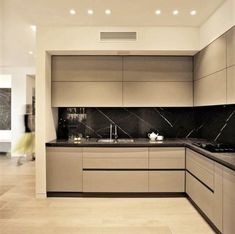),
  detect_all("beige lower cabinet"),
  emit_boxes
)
[46,147,83,192]
[186,150,223,232]
[149,171,185,192]
[83,171,148,192]
[82,147,148,192]
[149,147,185,169]
[223,166,235,234]
[186,149,214,190]
[83,147,148,169]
